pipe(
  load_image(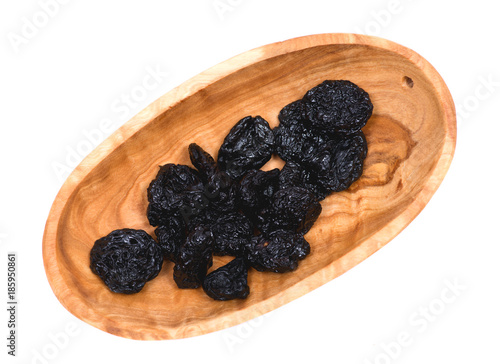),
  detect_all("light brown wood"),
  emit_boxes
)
[42,33,456,340]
